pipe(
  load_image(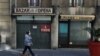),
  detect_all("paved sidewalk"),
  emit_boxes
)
[0,48,90,56]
